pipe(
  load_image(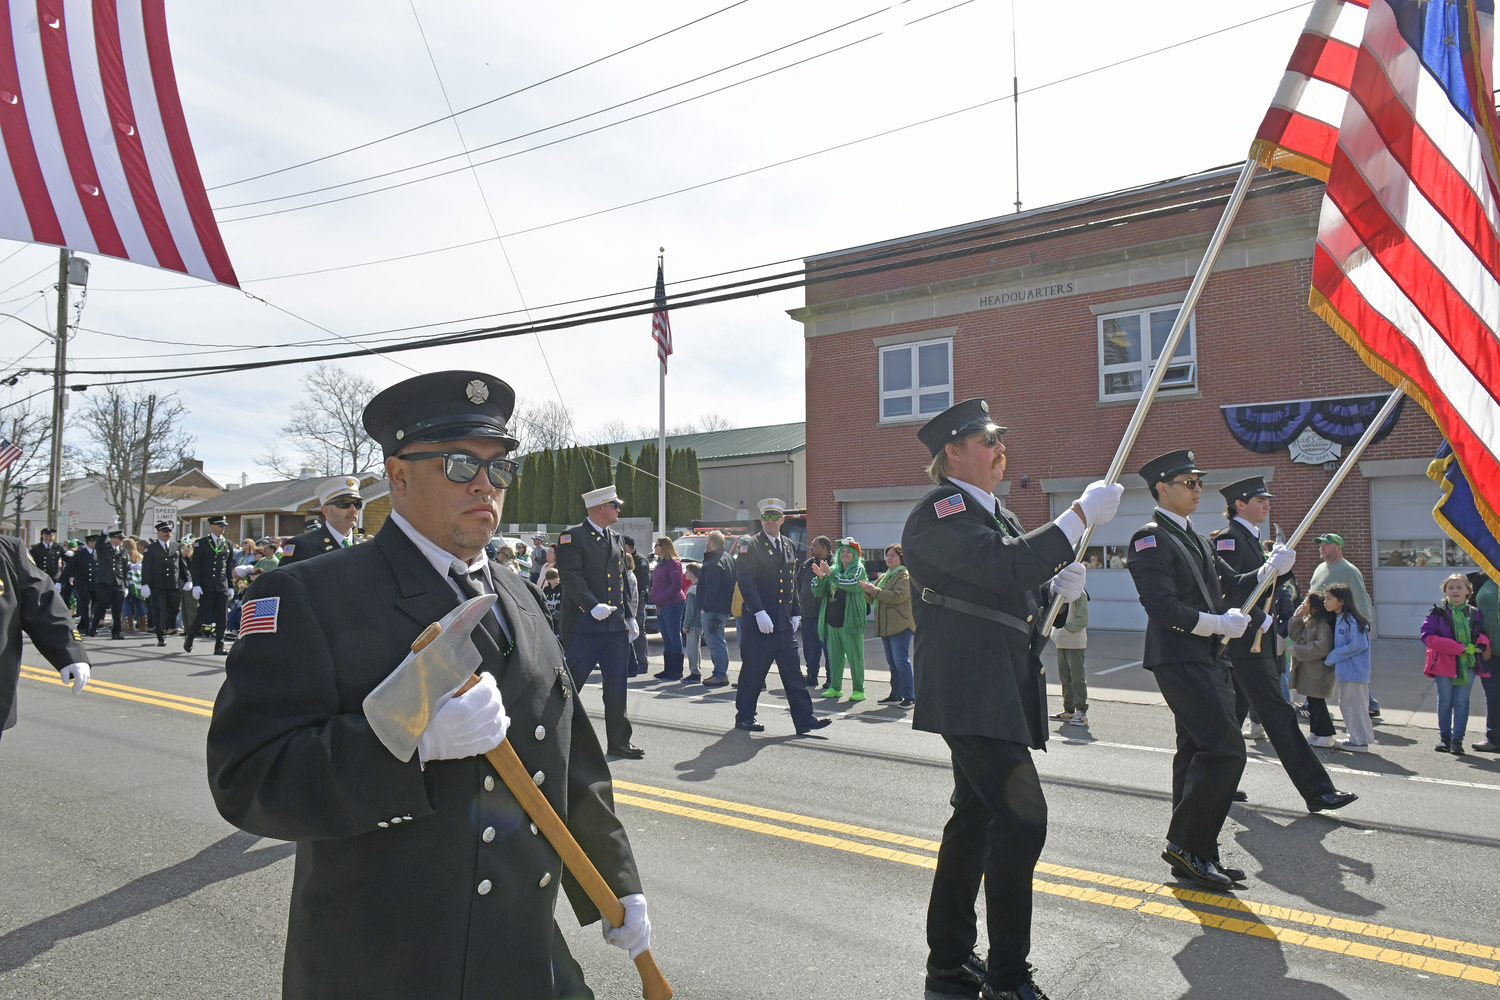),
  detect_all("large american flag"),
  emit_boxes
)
[1255,0,1500,537]
[0,436,21,472]
[0,2,235,285]
[651,257,672,373]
